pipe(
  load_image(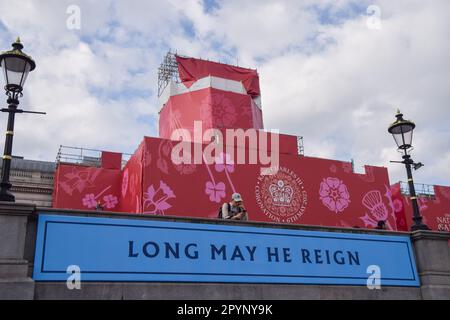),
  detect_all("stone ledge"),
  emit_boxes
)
[411,230,450,241]
[418,271,450,286]
[33,282,422,300]
[0,259,29,279]
[0,278,35,300]
[419,285,450,300]
[0,202,36,216]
